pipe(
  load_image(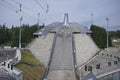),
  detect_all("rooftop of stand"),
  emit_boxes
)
[33,13,92,36]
